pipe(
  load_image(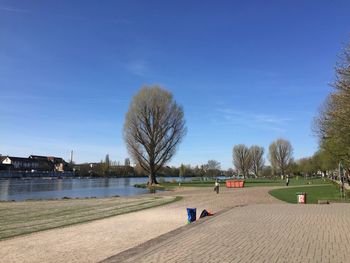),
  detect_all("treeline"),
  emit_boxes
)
[74,140,339,178]
[232,138,338,178]
[74,155,229,177]
[74,163,226,178]
[74,145,336,178]
[74,162,134,177]
[232,139,293,178]
[289,150,337,177]
[74,155,134,177]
